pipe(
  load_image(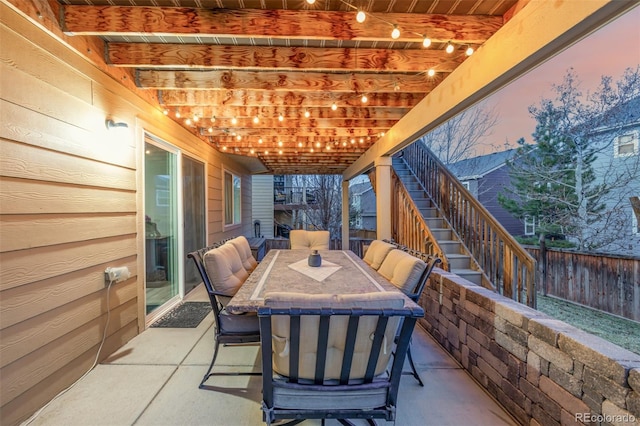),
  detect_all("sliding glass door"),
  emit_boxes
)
[183,156,206,293]
[144,138,179,315]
